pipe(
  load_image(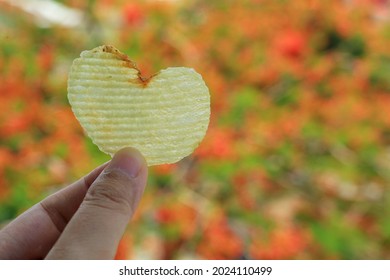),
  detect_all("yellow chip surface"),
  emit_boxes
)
[68,45,210,166]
